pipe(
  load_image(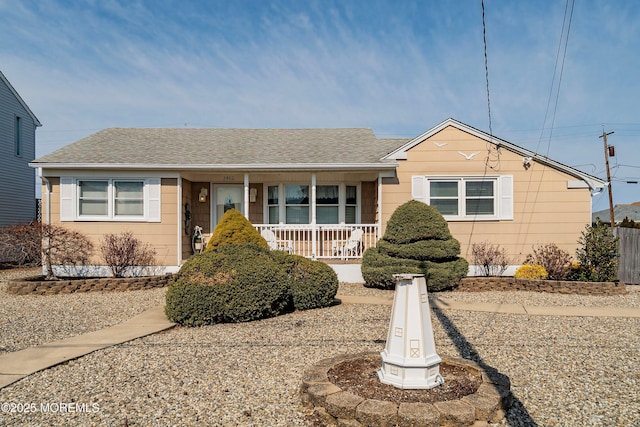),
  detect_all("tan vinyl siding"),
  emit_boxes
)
[46,178,180,266]
[382,125,593,263]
